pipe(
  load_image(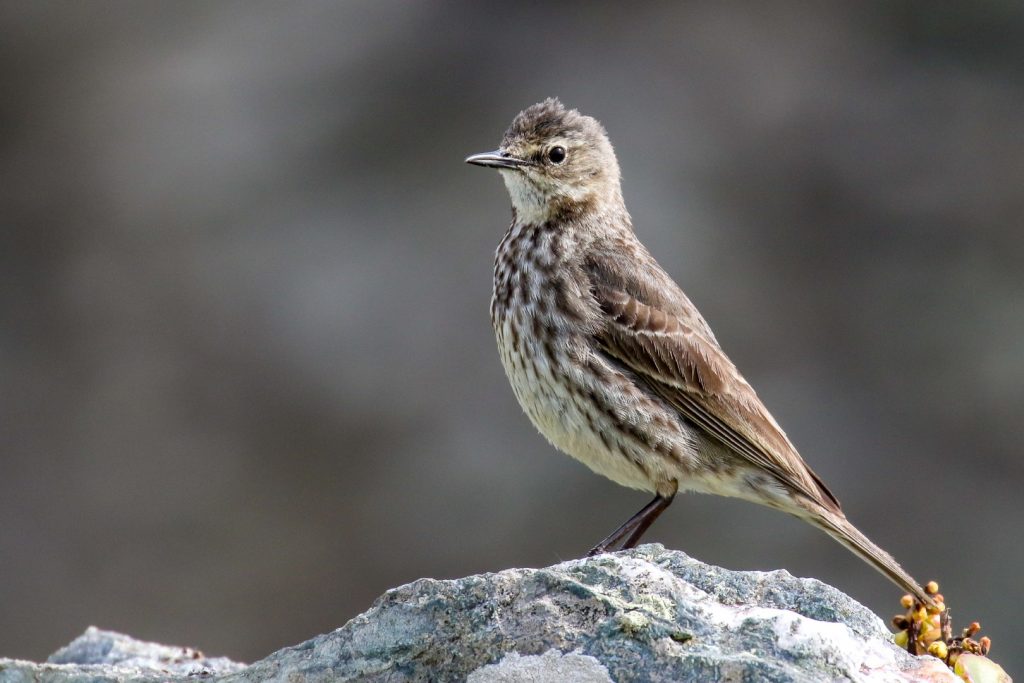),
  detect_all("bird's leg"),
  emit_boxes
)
[620,493,675,550]
[586,493,675,556]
